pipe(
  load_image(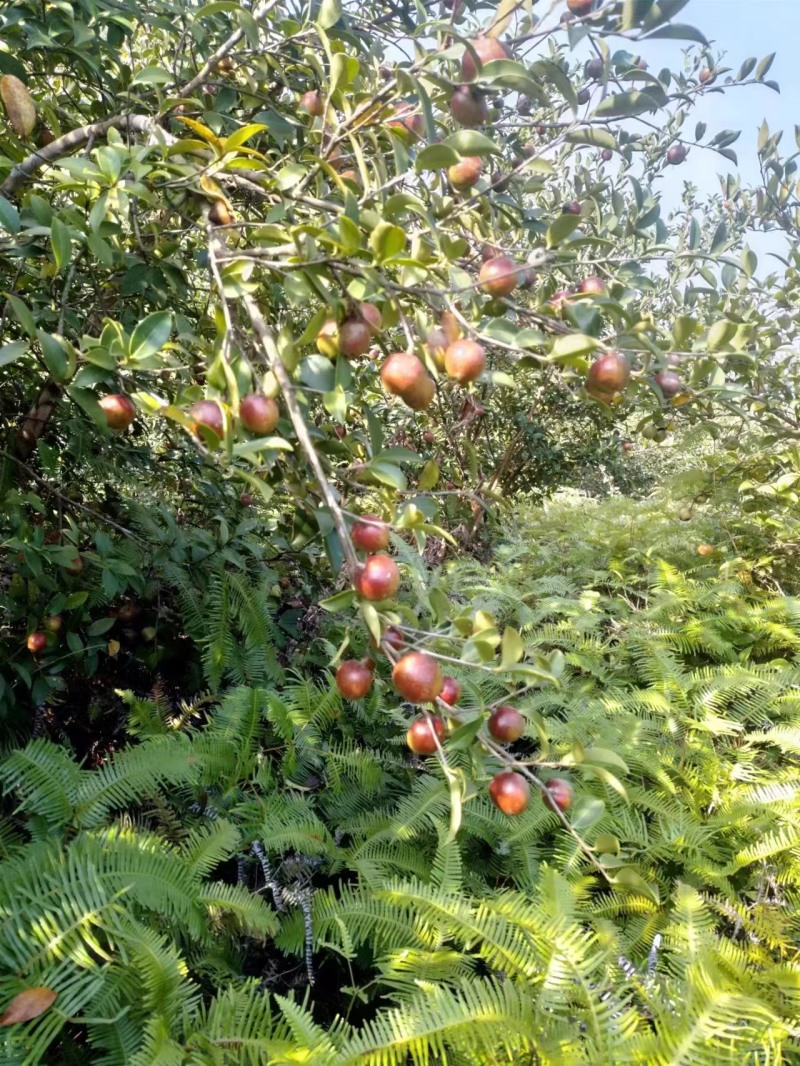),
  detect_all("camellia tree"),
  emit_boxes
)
[1,0,799,1060]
